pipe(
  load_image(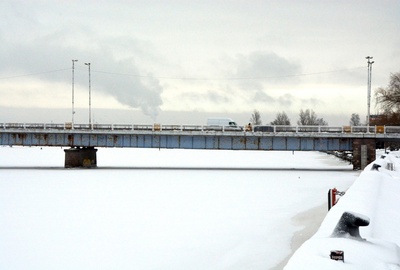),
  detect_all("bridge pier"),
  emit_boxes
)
[352,139,376,170]
[64,147,97,168]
